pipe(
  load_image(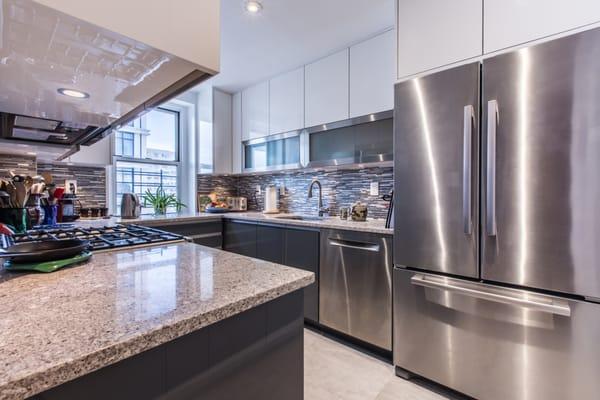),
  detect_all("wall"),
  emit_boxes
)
[37,163,107,207]
[197,166,393,219]
[0,155,107,208]
[0,155,37,177]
